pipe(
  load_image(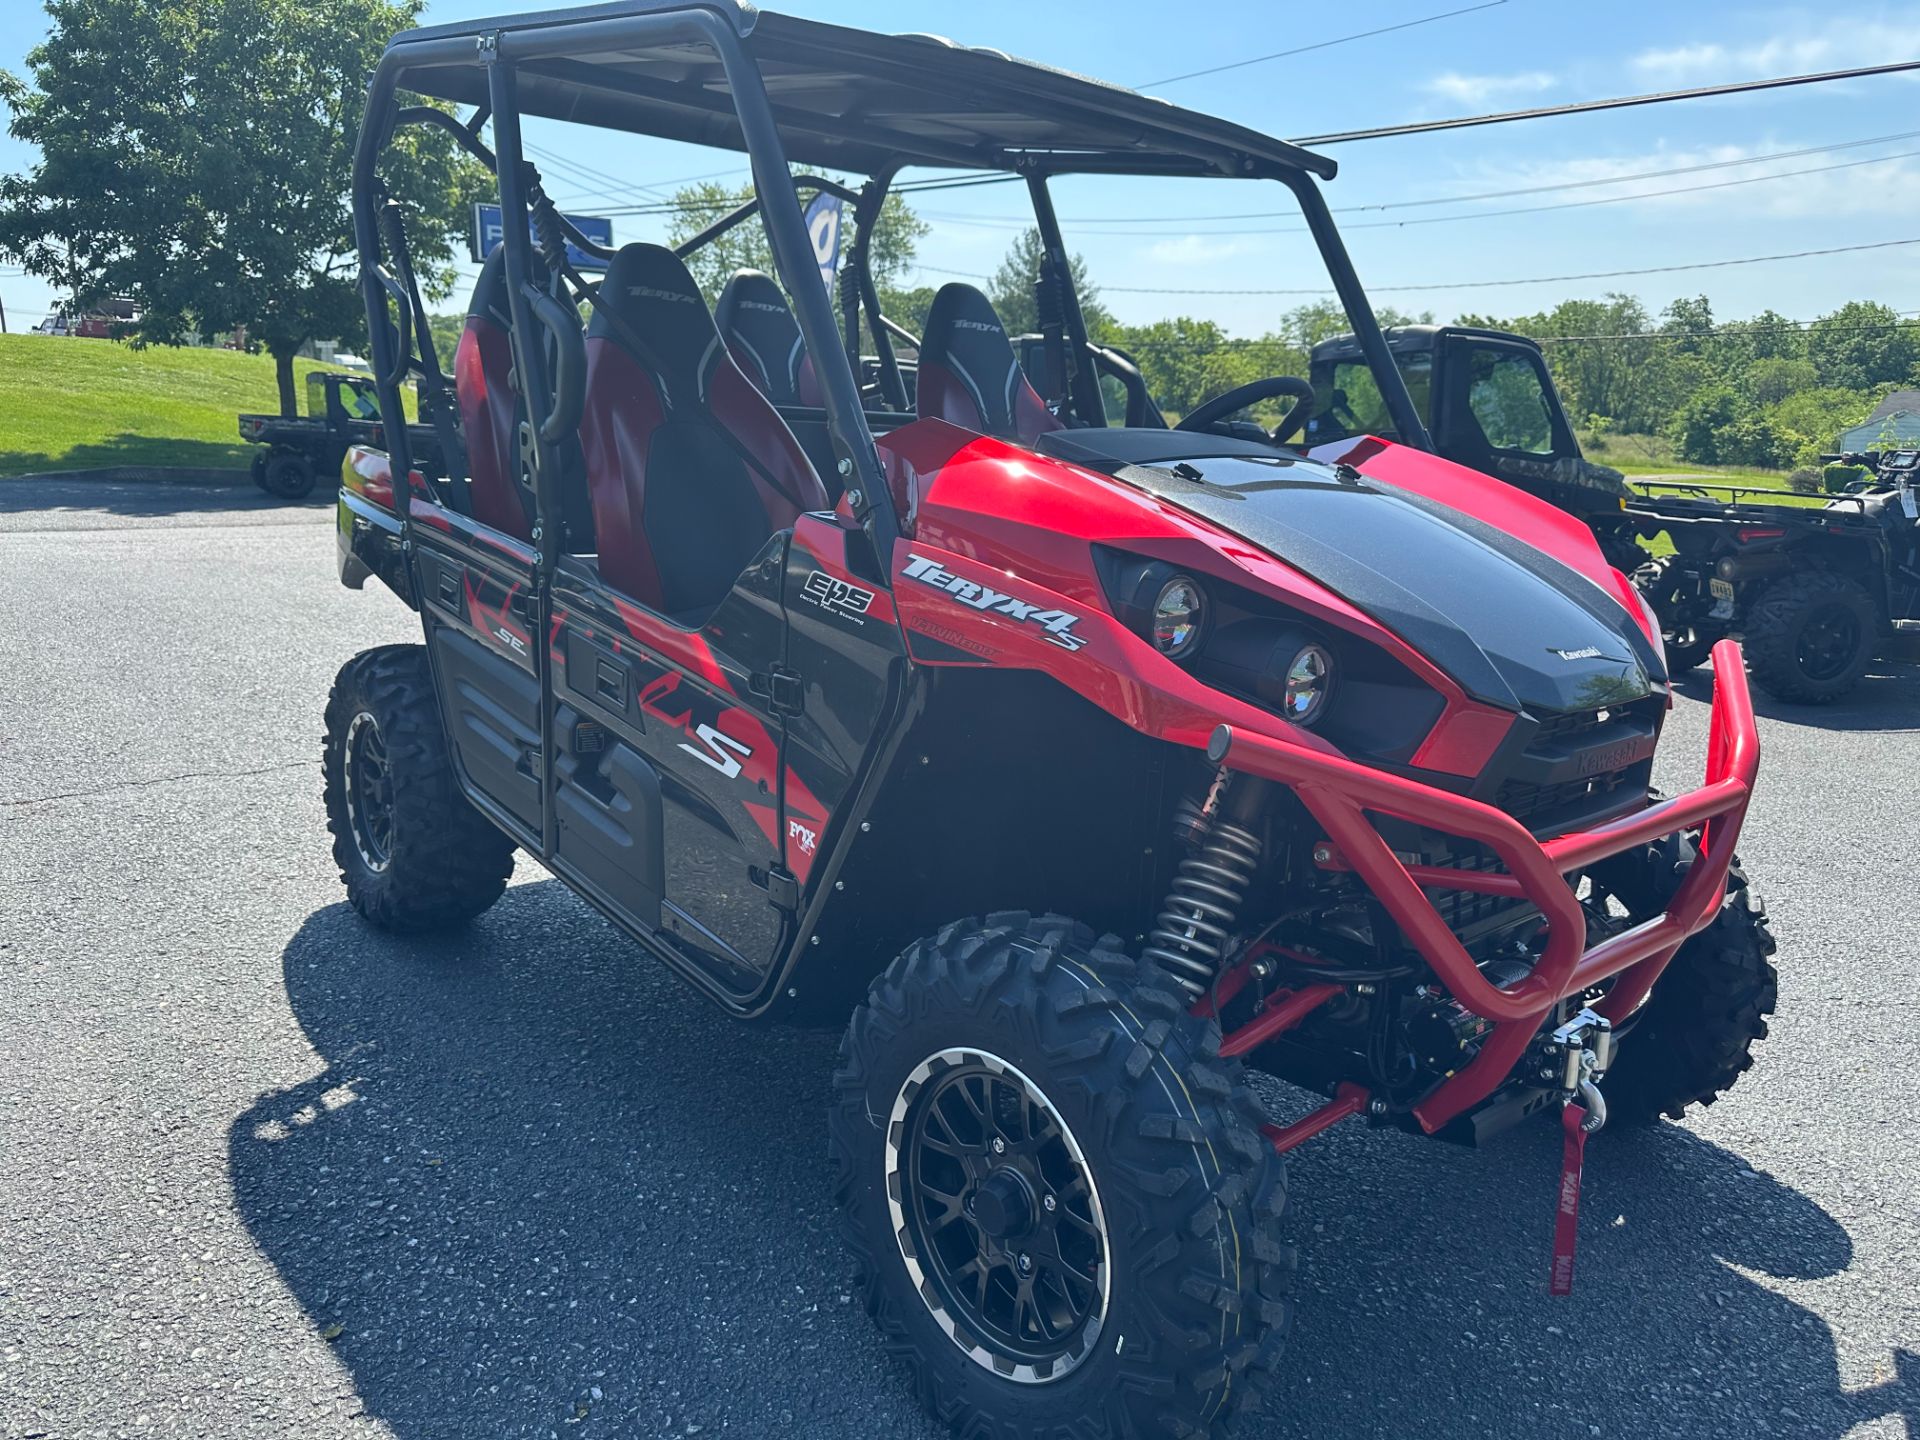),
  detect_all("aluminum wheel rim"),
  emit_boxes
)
[343,711,394,873]
[885,1047,1111,1384]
